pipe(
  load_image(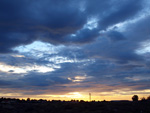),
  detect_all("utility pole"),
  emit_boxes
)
[89,93,91,102]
